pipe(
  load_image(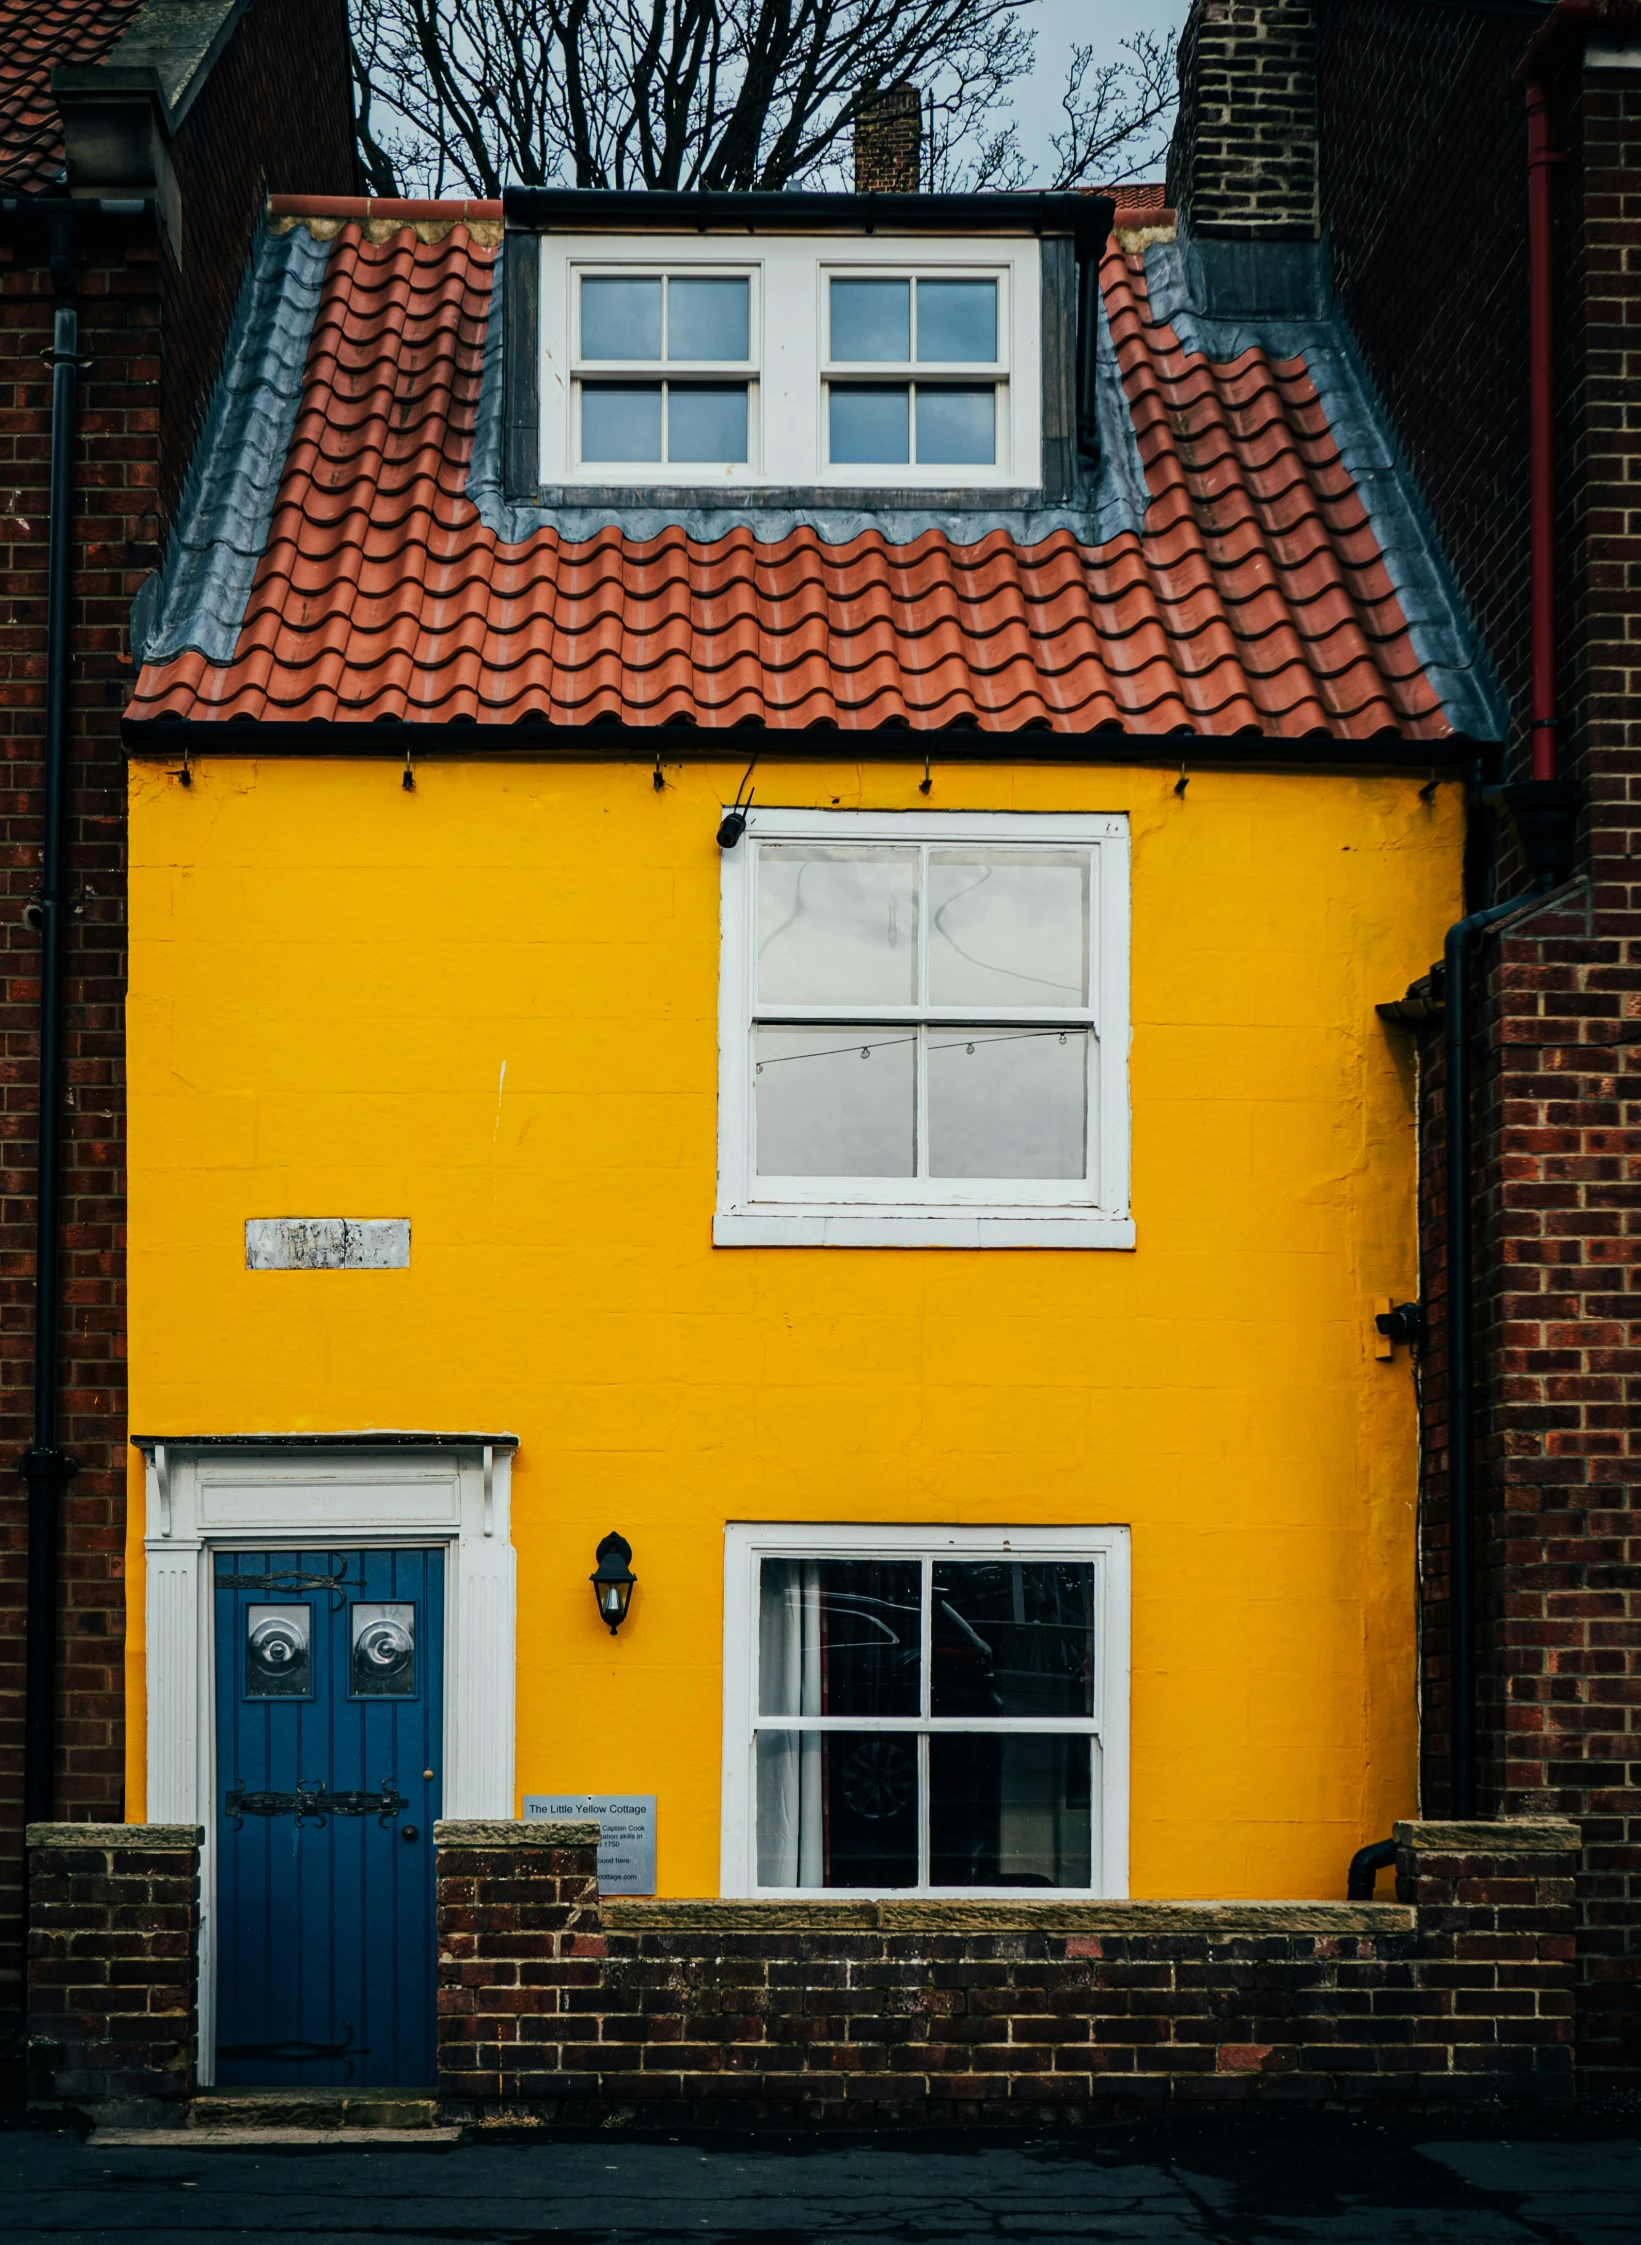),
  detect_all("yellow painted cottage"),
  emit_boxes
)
[116,183,1494,2088]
